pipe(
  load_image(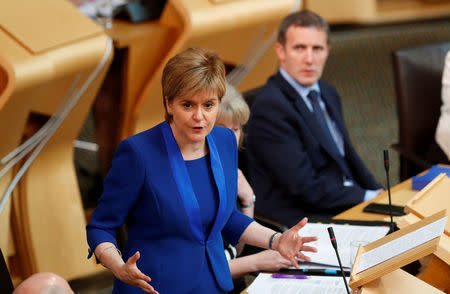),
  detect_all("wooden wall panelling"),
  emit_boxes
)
[0,0,112,281]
